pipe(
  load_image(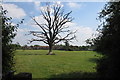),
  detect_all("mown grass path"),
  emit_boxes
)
[14,50,101,78]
